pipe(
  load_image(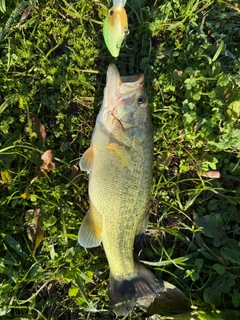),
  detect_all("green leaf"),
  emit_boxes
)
[2,234,29,260]
[227,101,240,121]
[0,95,19,113]
[231,289,240,308]
[0,0,6,13]
[68,286,79,297]
[213,263,225,275]
[0,306,10,316]
[195,215,224,247]
[203,277,230,306]
[221,247,240,265]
